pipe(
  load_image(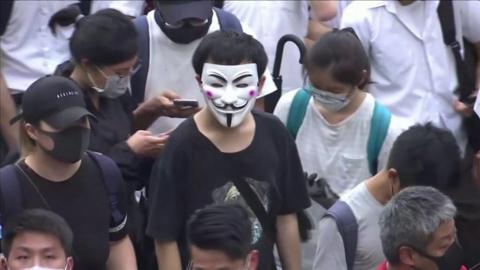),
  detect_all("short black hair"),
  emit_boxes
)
[2,209,74,258]
[304,28,370,88]
[192,31,268,78]
[387,123,461,191]
[187,204,253,260]
[50,7,138,66]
